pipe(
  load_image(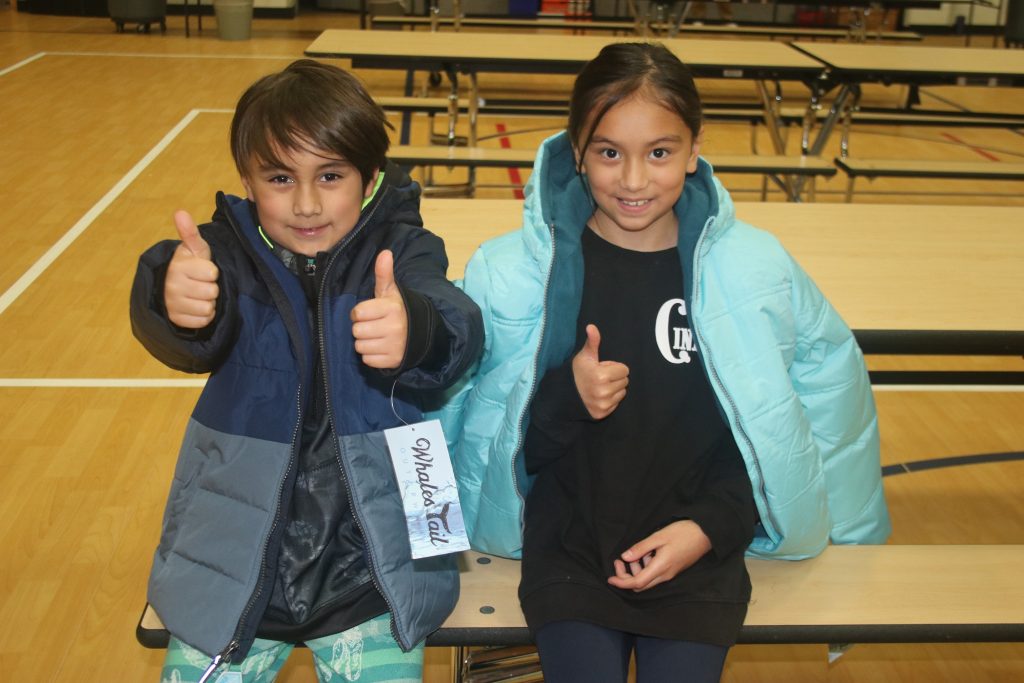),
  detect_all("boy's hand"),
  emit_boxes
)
[607,520,712,593]
[164,210,219,329]
[572,324,629,419]
[351,250,408,369]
